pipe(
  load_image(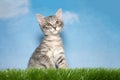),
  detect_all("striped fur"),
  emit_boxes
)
[28,9,67,69]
